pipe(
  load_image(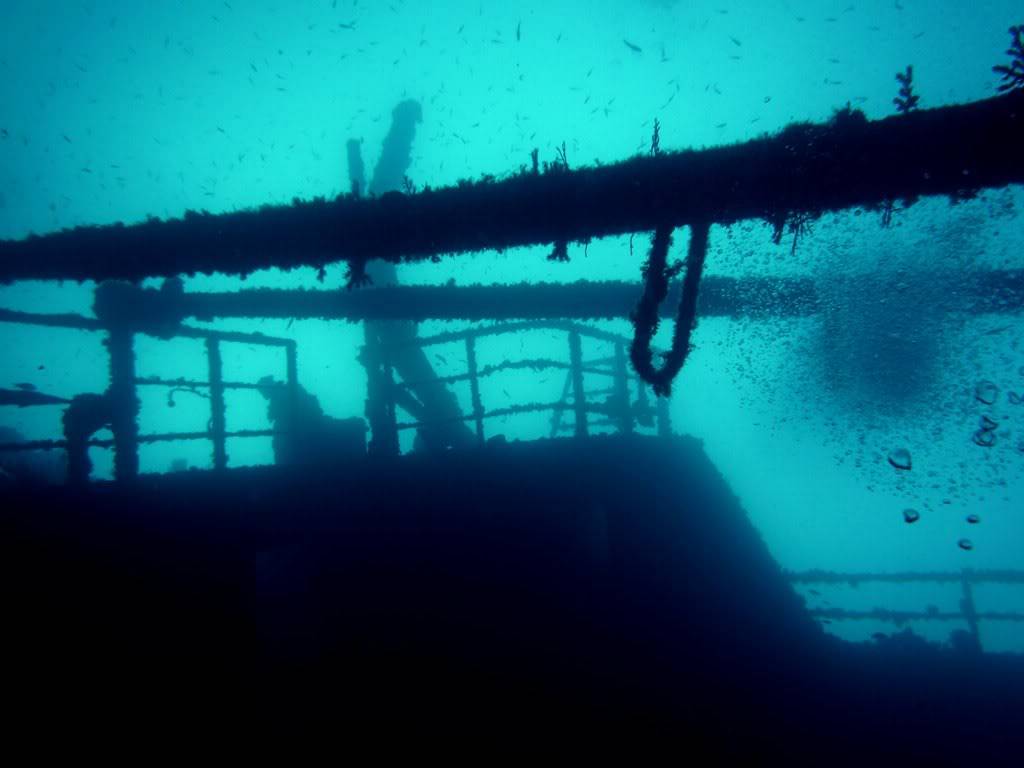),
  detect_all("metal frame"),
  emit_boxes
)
[0,309,296,481]
[367,320,668,452]
[788,568,1024,650]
